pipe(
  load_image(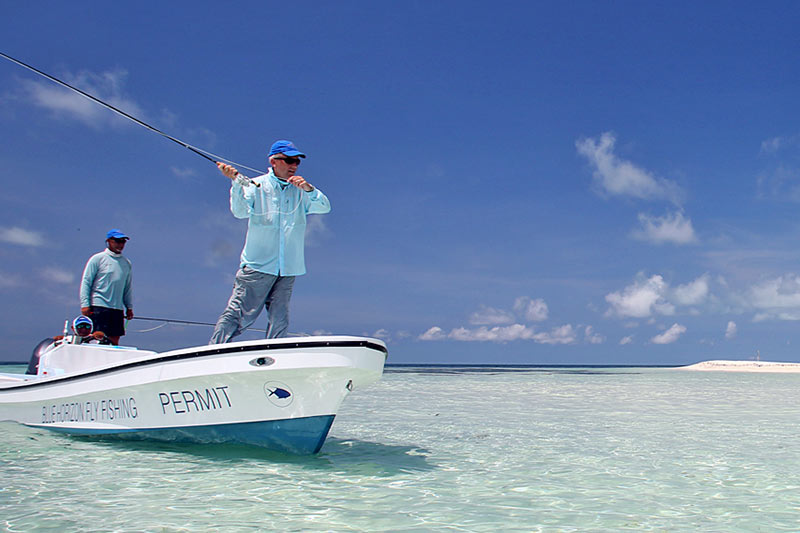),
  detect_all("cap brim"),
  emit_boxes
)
[281,150,306,158]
